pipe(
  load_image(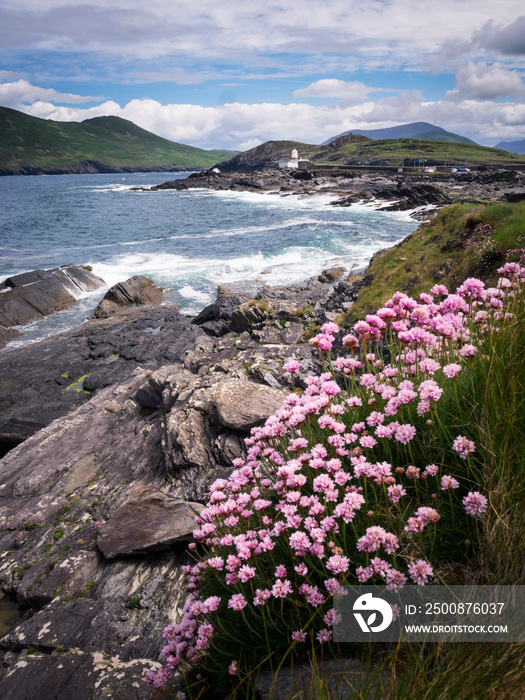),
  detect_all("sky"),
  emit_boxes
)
[1,0,525,151]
